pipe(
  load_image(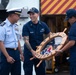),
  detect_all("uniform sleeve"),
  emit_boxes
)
[14,25,21,40]
[43,22,50,34]
[0,27,5,41]
[68,28,76,40]
[22,24,29,37]
[16,33,21,40]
